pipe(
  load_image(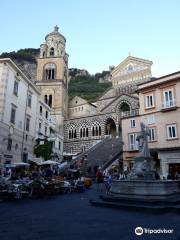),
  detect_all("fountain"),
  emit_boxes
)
[90,123,180,212]
[110,122,180,199]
